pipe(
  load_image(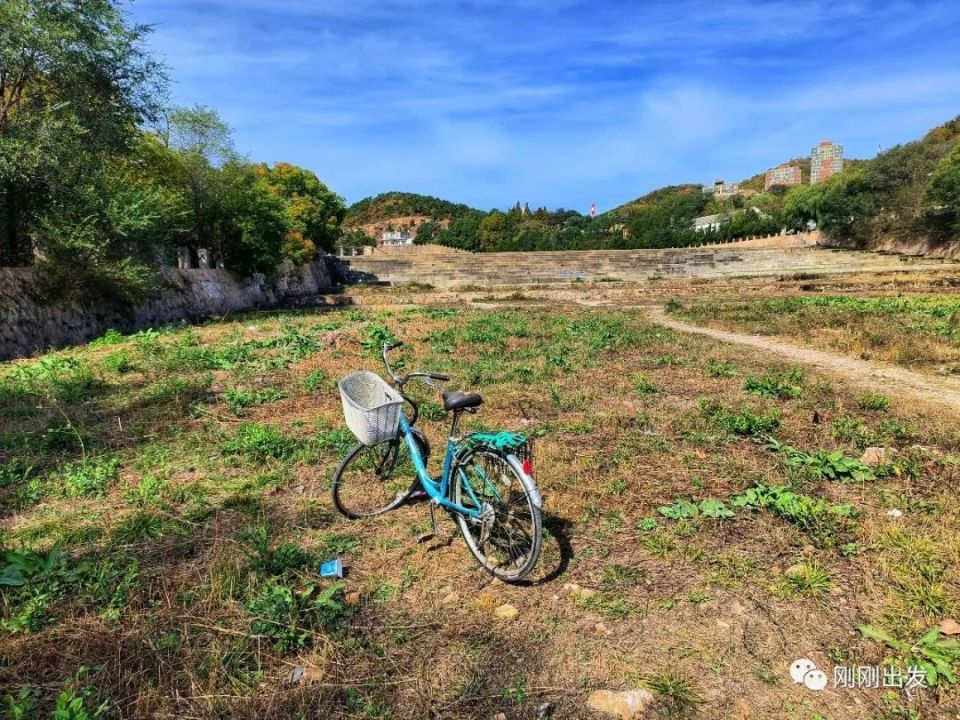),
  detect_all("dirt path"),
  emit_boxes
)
[645,306,960,412]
